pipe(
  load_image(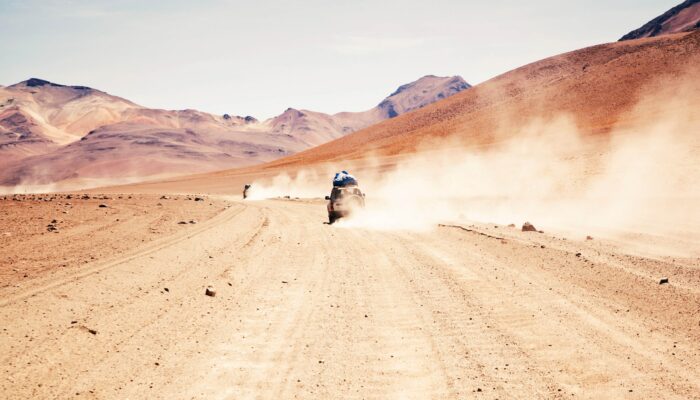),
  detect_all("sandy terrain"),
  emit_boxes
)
[1,197,699,399]
[0,193,227,285]
[2,11,699,400]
